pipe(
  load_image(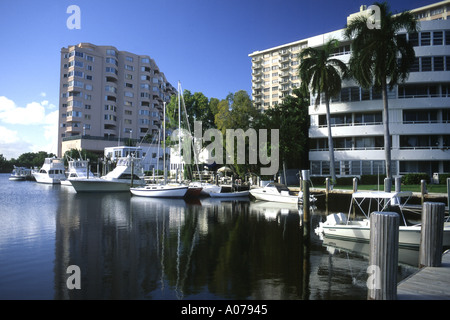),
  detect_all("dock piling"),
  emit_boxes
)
[421,180,427,204]
[419,202,445,268]
[368,211,399,300]
[447,178,450,210]
[302,170,310,238]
